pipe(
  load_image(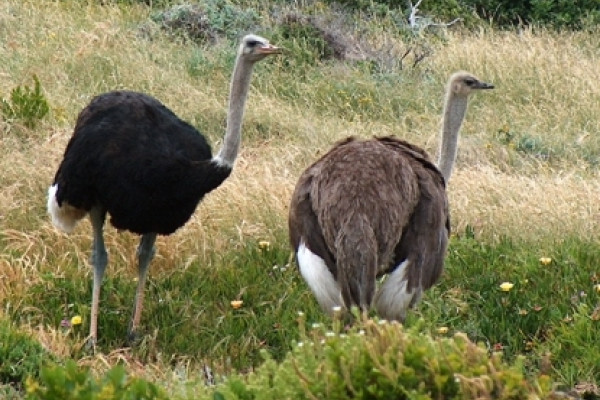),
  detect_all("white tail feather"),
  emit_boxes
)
[47,184,86,233]
[297,241,343,314]
[374,260,421,322]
